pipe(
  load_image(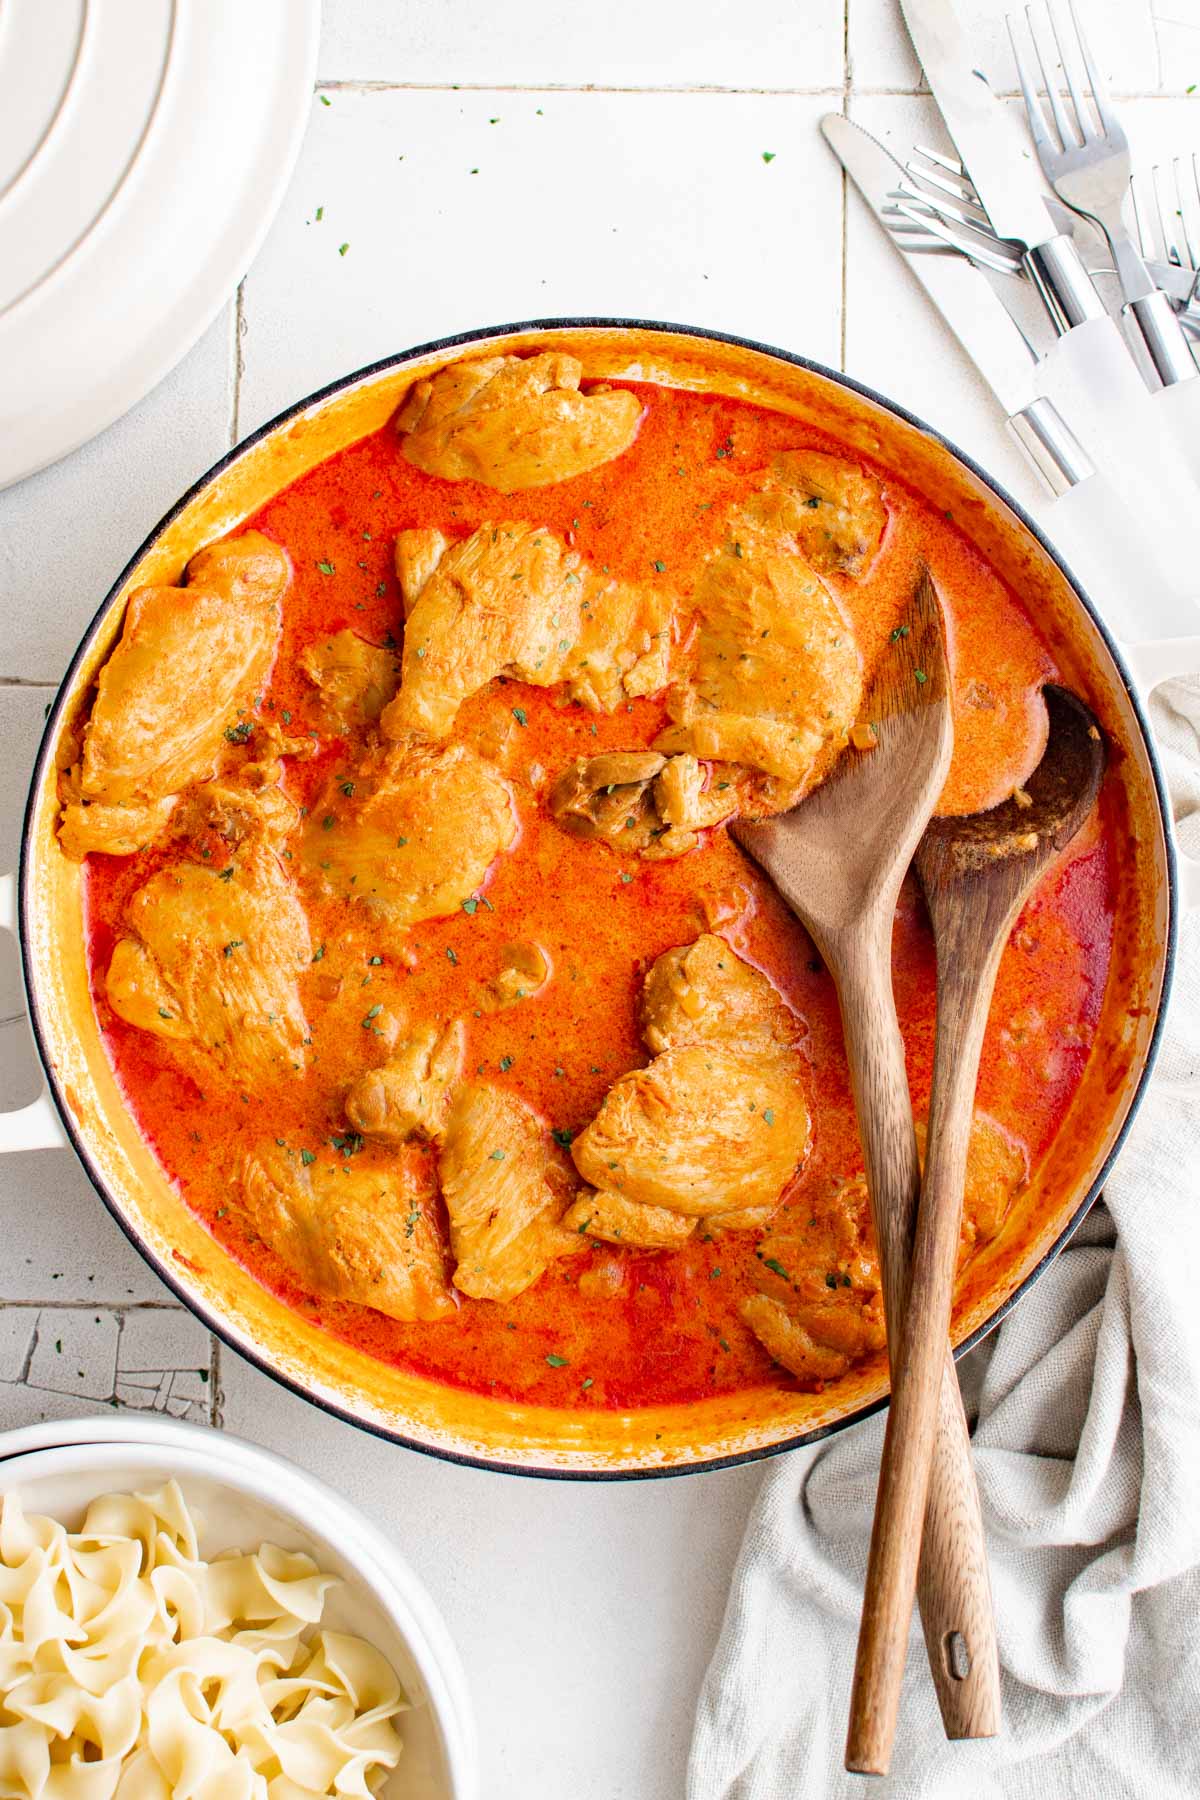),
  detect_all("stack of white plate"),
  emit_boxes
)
[0,1413,478,1800]
[0,0,320,489]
